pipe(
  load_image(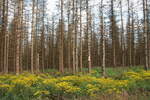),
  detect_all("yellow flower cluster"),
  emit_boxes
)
[0,84,11,88]
[115,80,129,88]
[141,70,150,79]
[43,78,58,85]
[80,76,97,83]
[60,76,79,81]
[125,71,142,80]
[34,90,50,96]
[56,82,80,94]
[86,84,99,97]
[124,70,150,81]
[12,74,38,87]
[98,78,114,85]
